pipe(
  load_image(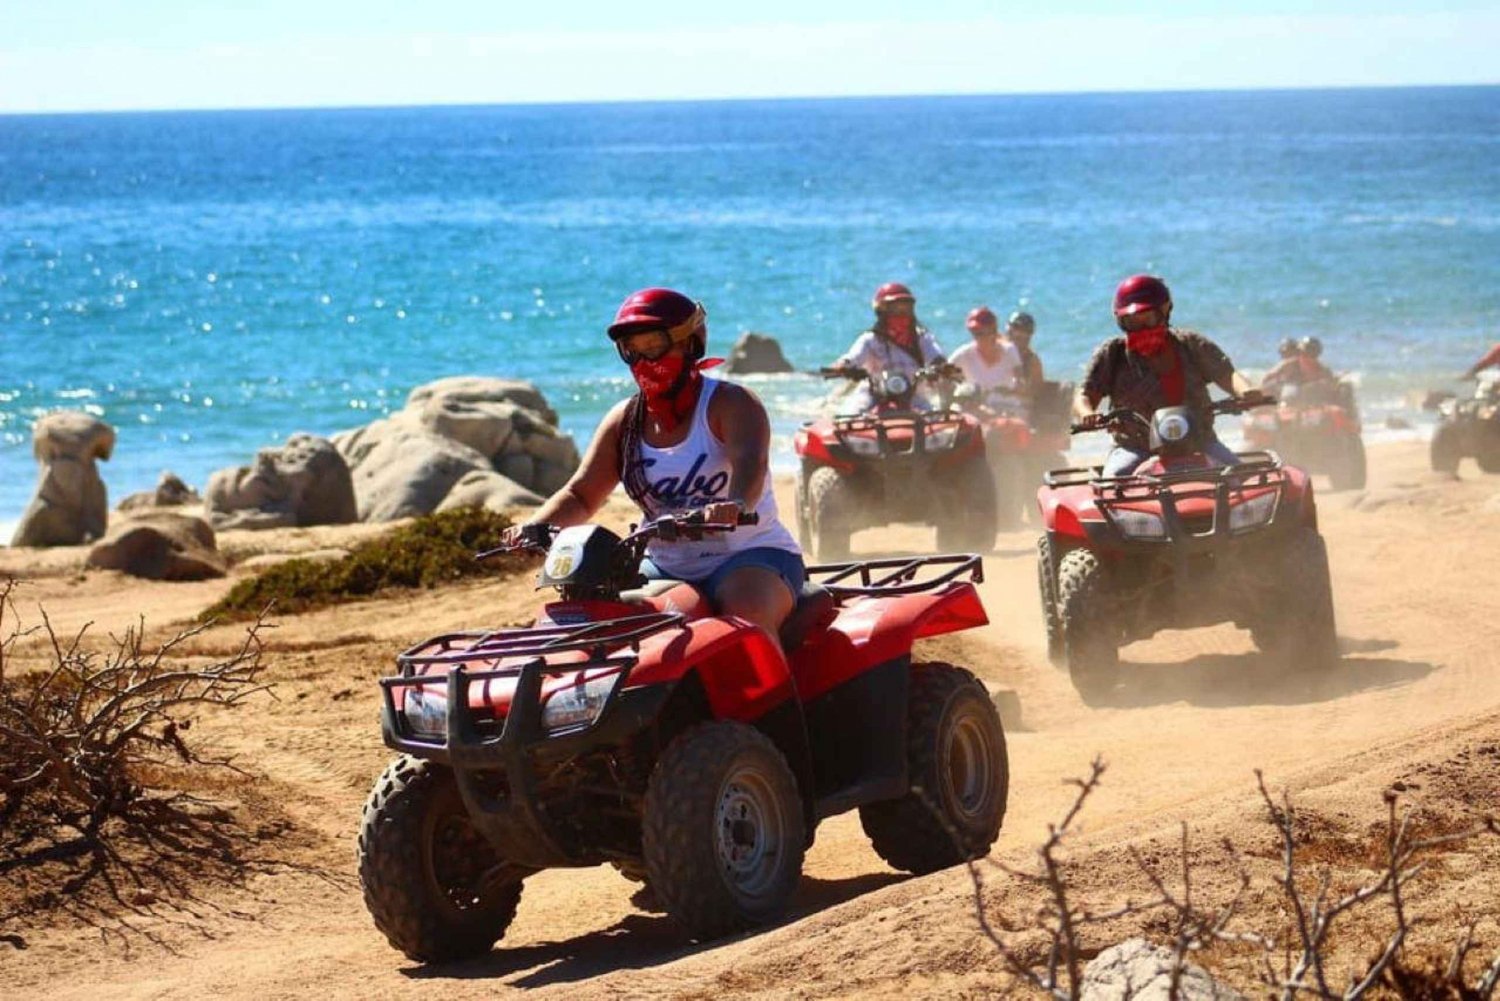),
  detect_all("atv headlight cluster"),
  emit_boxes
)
[925,426,960,450]
[1111,508,1168,540]
[1228,492,1278,533]
[842,434,882,457]
[541,674,618,732]
[402,687,448,739]
[882,373,912,396]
